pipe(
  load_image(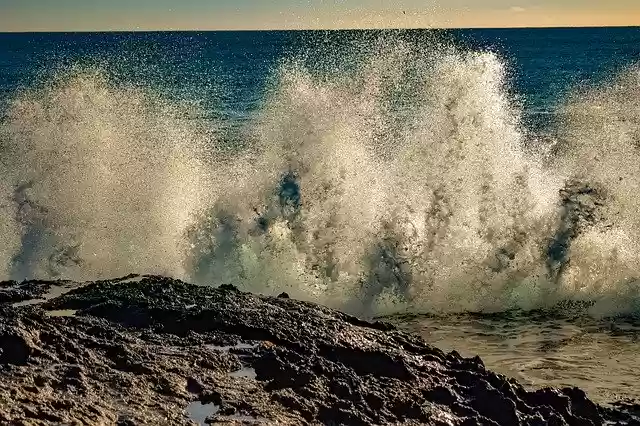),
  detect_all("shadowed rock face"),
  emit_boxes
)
[0,276,638,425]
[546,180,606,284]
